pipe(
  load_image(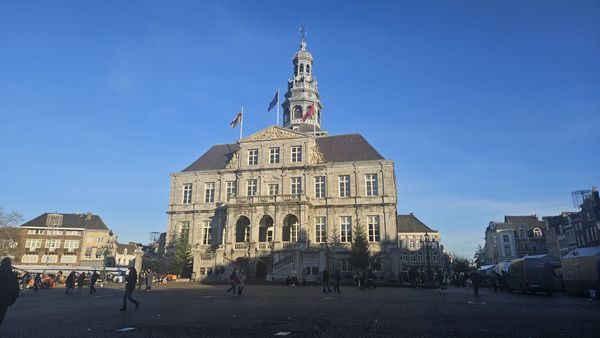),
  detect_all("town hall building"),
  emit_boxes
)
[166,37,399,281]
